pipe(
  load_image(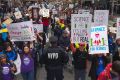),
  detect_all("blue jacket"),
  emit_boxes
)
[6,51,17,61]
[97,56,105,76]
[0,51,3,55]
